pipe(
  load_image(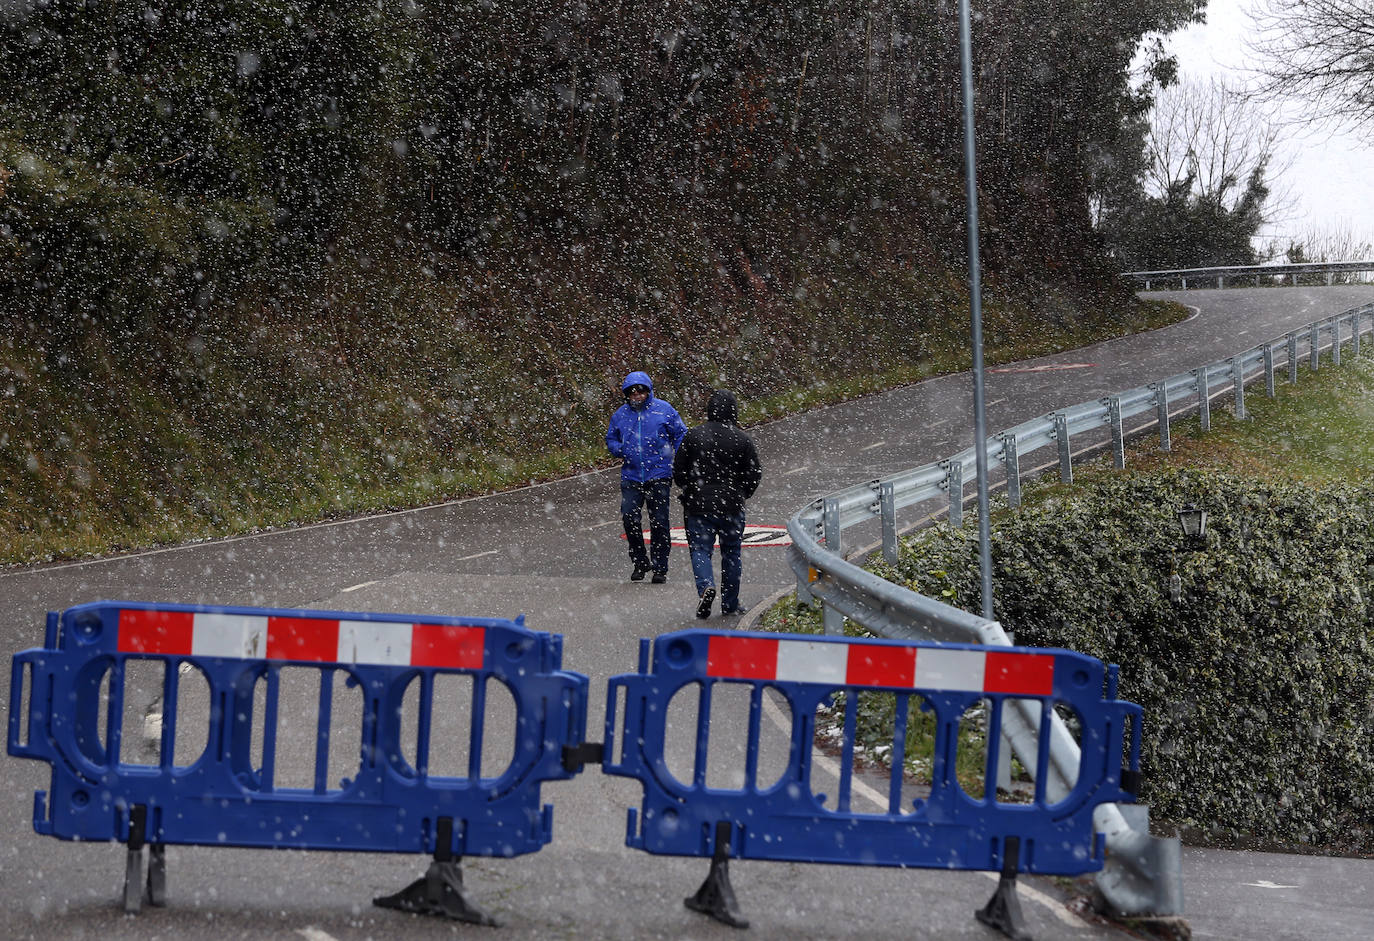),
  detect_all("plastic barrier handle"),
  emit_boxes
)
[7,651,43,760]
